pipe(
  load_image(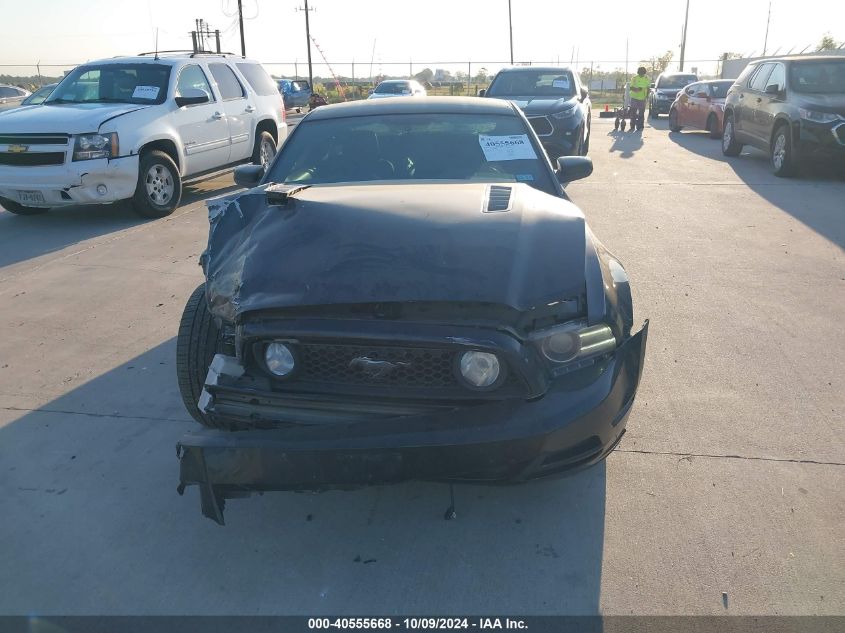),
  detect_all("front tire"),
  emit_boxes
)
[721,114,742,156]
[176,284,227,428]
[251,130,277,173]
[771,124,797,177]
[707,114,721,139]
[1,199,49,215]
[581,118,591,155]
[669,108,682,132]
[132,150,181,218]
